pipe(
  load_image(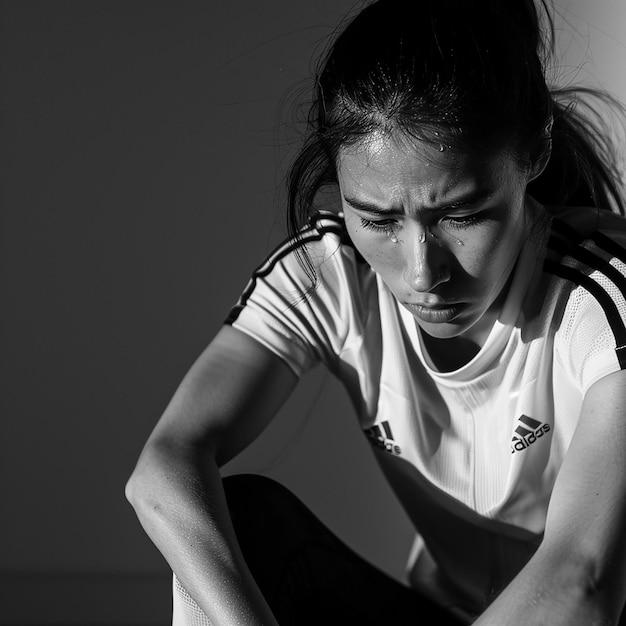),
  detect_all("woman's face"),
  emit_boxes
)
[337,133,533,346]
